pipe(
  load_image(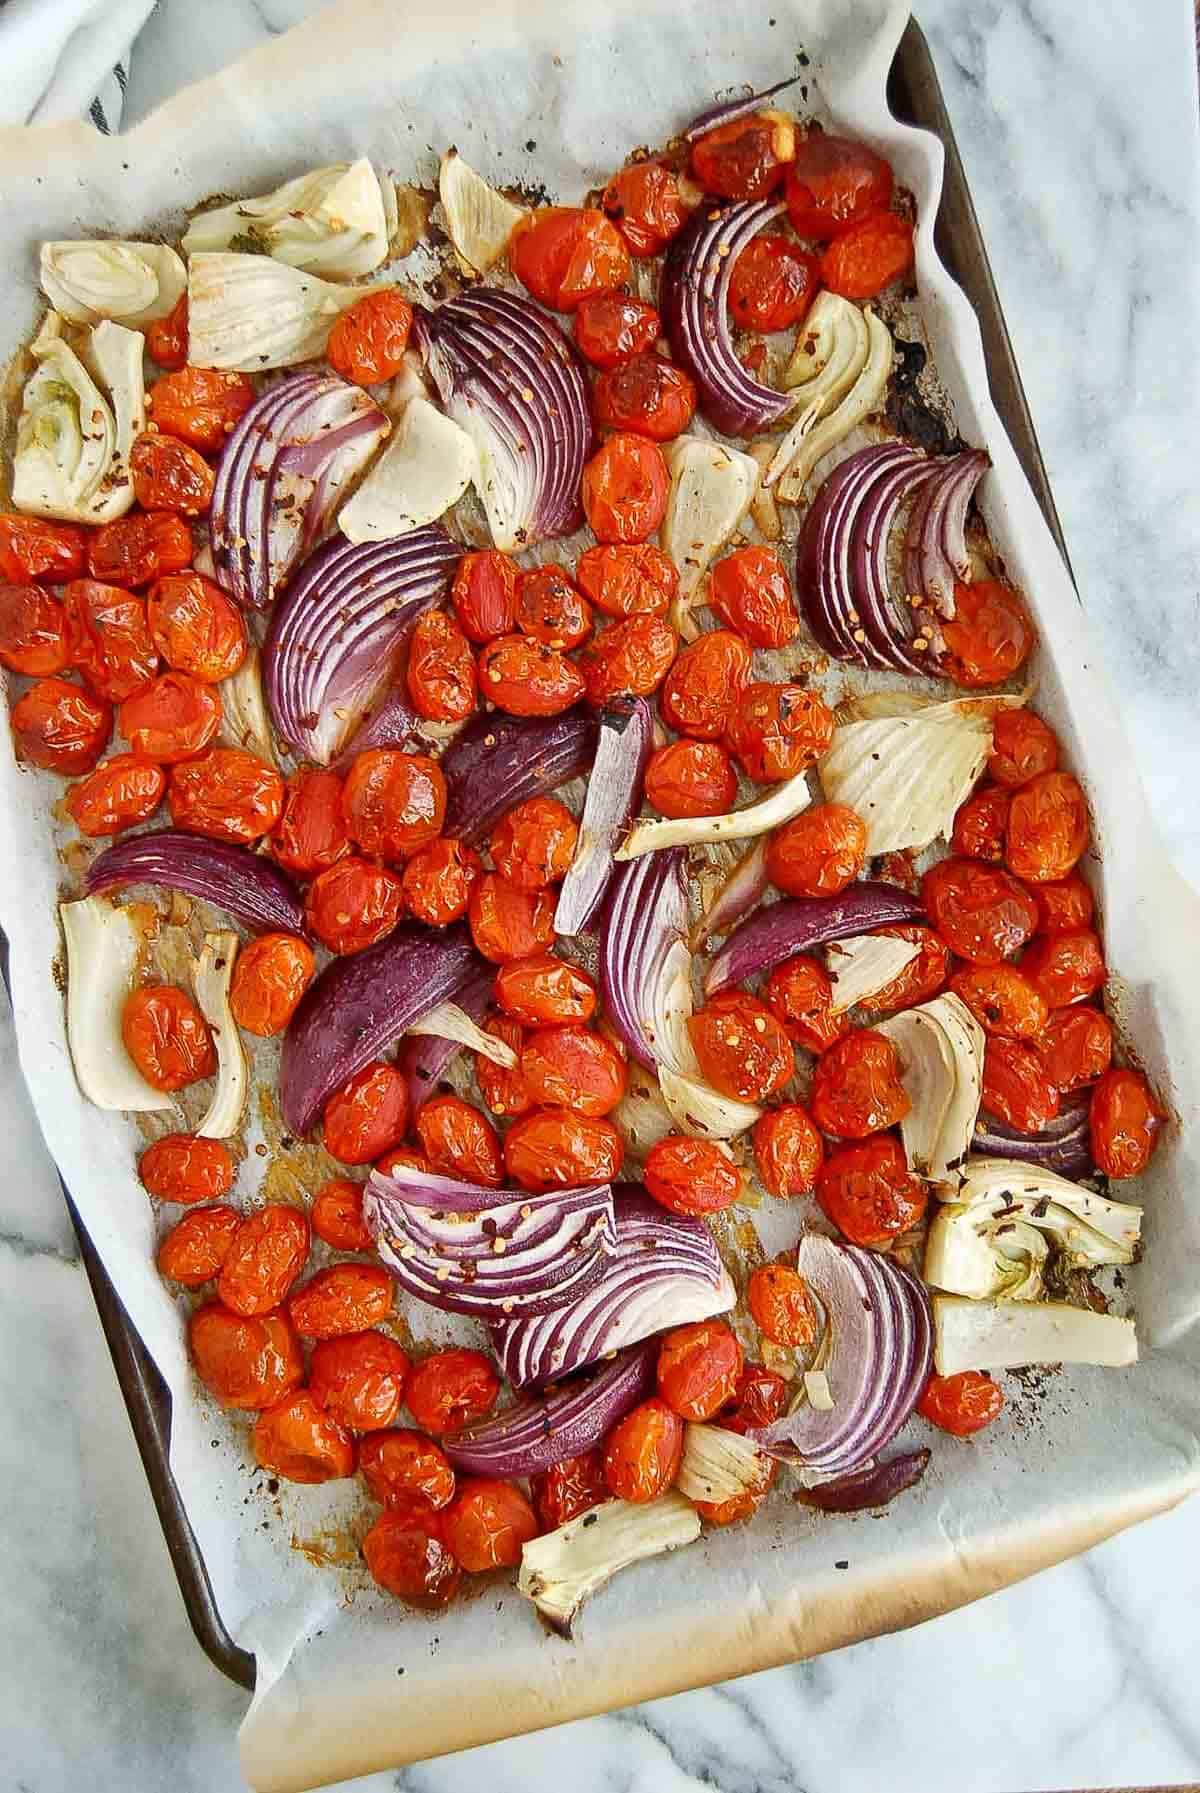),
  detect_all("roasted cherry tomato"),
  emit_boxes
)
[288,1263,394,1339]
[1005,770,1089,884]
[148,367,256,455]
[405,1348,499,1434]
[763,954,851,1053]
[708,545,799,648]
[515,565,592,650]
[119,670,221,763]
[725,681,834,784]
[593,353,696,442]
[359,1428,456,1511]
[271,768,351,879]
[602,160,690,256]
[687,991,794,1102]
[1037,1005,1113,1093]
[659,628,751,738]
[146,293,188,368]
[342,749,446,862]
[139,1132,233,1203]
[921,857,1038,965]
[503,1108,623,1192]
[720,1362,789,1434]
[217,1204,310,1318]
[309,1331,411,1433]
[753,1104,825,1197]
[532,1449,608,1530]
[581,433,669,543]
[156,1203,240,1288]
[189,1302,303,1411]
[948,964,1049,1039]
[450,549,520,645]
[644,738,737,816]
[326,289,414,384]
[147,572,246,683]
[603,1396,684,1502]
[477,634,585,716]
[816,1135,926,1247]
[657,1319,743,1421]
[88,512,192,590]
[867,924,952,1015]
[876,850,920,893]
[1089,1068,1164,1179]
[574,293,662,368]
[468,873,555,964]
[416,1092,504,1187]
[130,431,214,515]
[981,1036,1060,1133]
[940,579,1035,688]
[690,110,796,200]
[581,613,677,705]
[509,206,630,311]
[0,582,69,676]
[1034,873,1095,937]
[575,542,676,618]
[643,1134,741,1216]
[475,1016,533,1119]
[0,513,86,584]
[253,1391,356,1484]
[11,675,111,773]
[65,753,164,836]
[305,856,403,954]
[810,1028,909,1139]
[952,785,1010,863]
[169,746,284,843]
[229,932,314,1036]
[495,953,597,1026]
[747,1263,820,1346]
[820,210,913,299]
[785,132,894,239]
[123,985,214,1091]
[490,795,578,890]
[406,609,478,722]
[1020,928,1106,1008]
[62,579,158,703]
[324,1061,409,1166]
[918,1371,1004,1437]
[988,709,1058,787]
[728,234,820,333]
[310,1178,373,1253]
[520,1026,627,1117]
[767,802,867,898]
[401,836,481,926]
[443,1478,538,1572]
[363,1504,461,1606]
